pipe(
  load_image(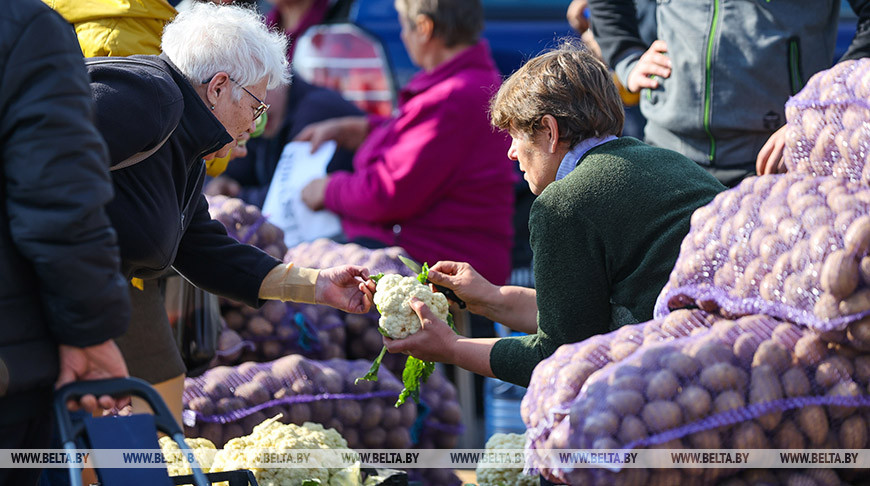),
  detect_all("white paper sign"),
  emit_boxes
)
[262,141,342,248]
